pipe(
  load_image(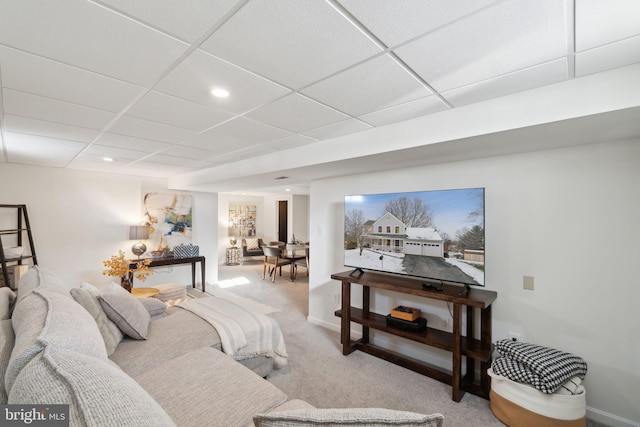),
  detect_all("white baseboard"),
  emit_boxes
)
[587,407,640,427]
